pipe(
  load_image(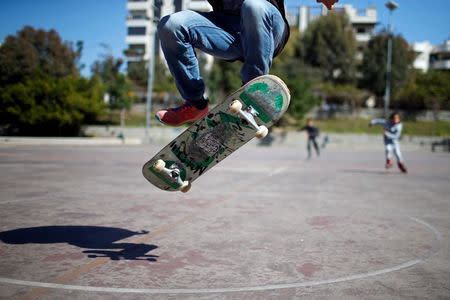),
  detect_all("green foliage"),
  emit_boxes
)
[271,58,319,120]
[359,33,412,97]
[284,72,319,119]
[207,59,243,103]
[91,51,135,110]
[127,60,148,88]
[318,82,369,110]
[127,56,178,106]
[393,71,450,114]
[414,71,450,111]
[0,72,106,136]
[299,11,357,84]
[0,26,106,136]
[0,26,79,85]
[153,57,178,94]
